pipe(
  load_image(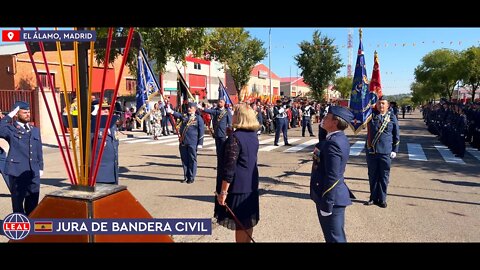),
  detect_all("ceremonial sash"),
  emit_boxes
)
[179,116,197,144]
[369,112,391,151]
[212,109,228,137]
